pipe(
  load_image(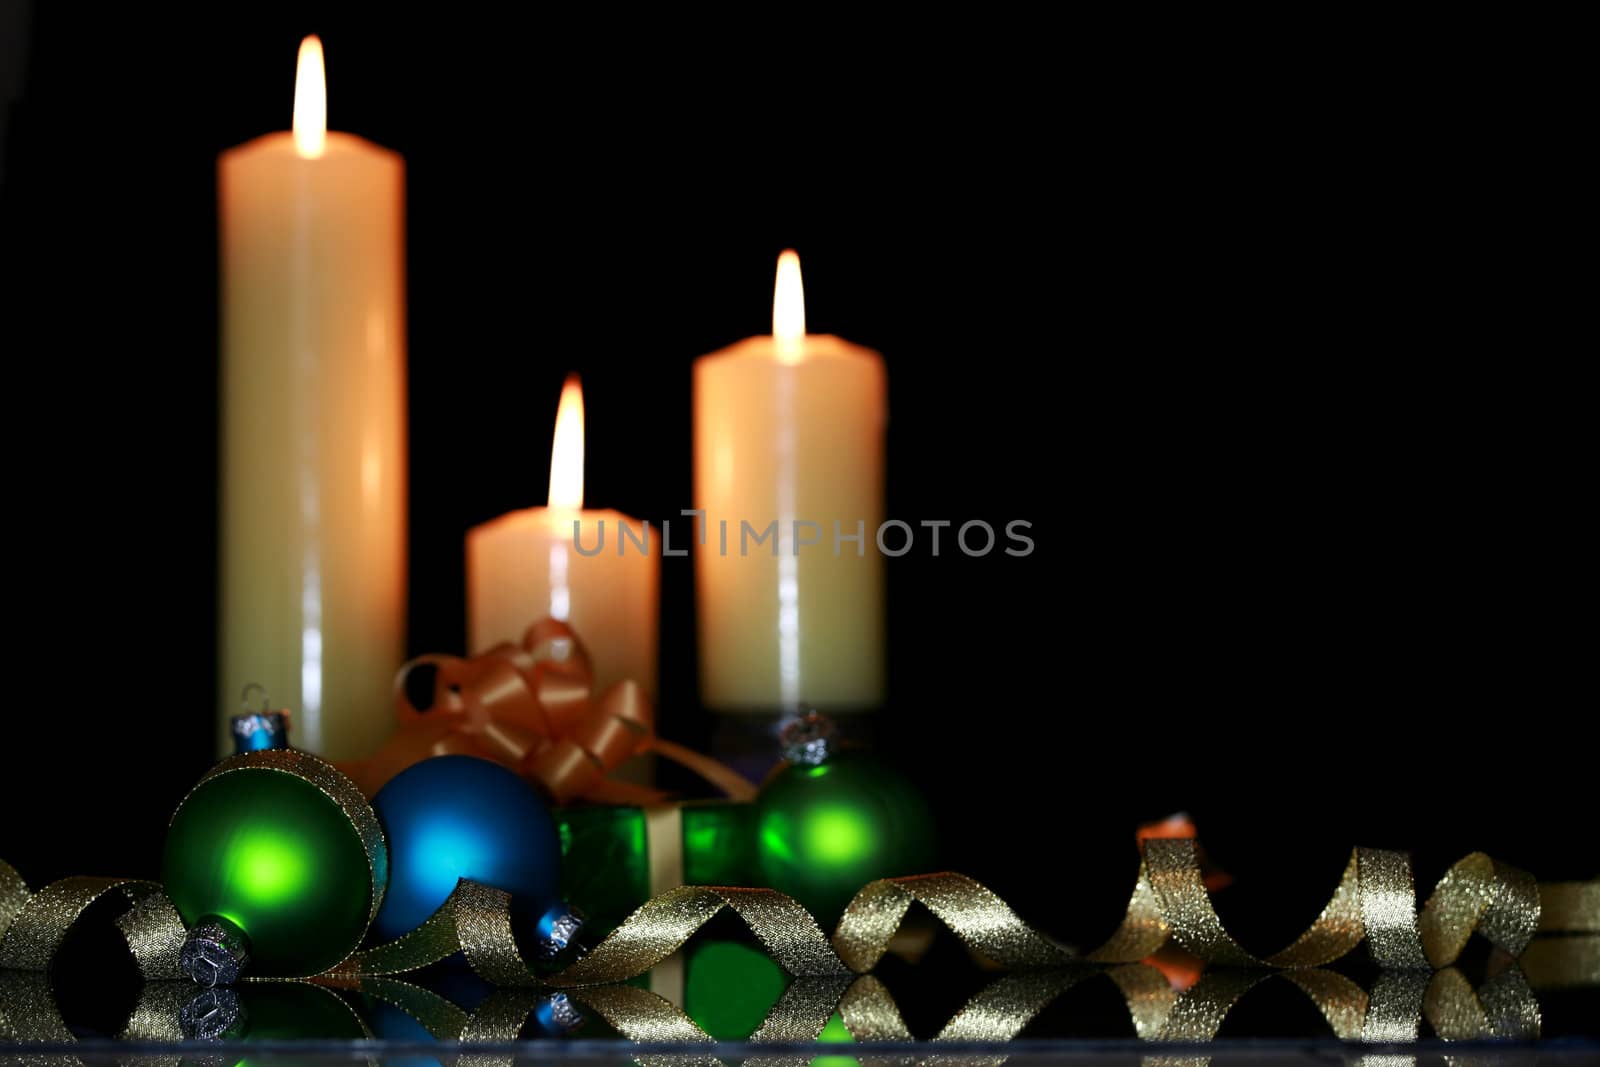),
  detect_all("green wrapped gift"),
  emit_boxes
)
[556,801,755,937]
